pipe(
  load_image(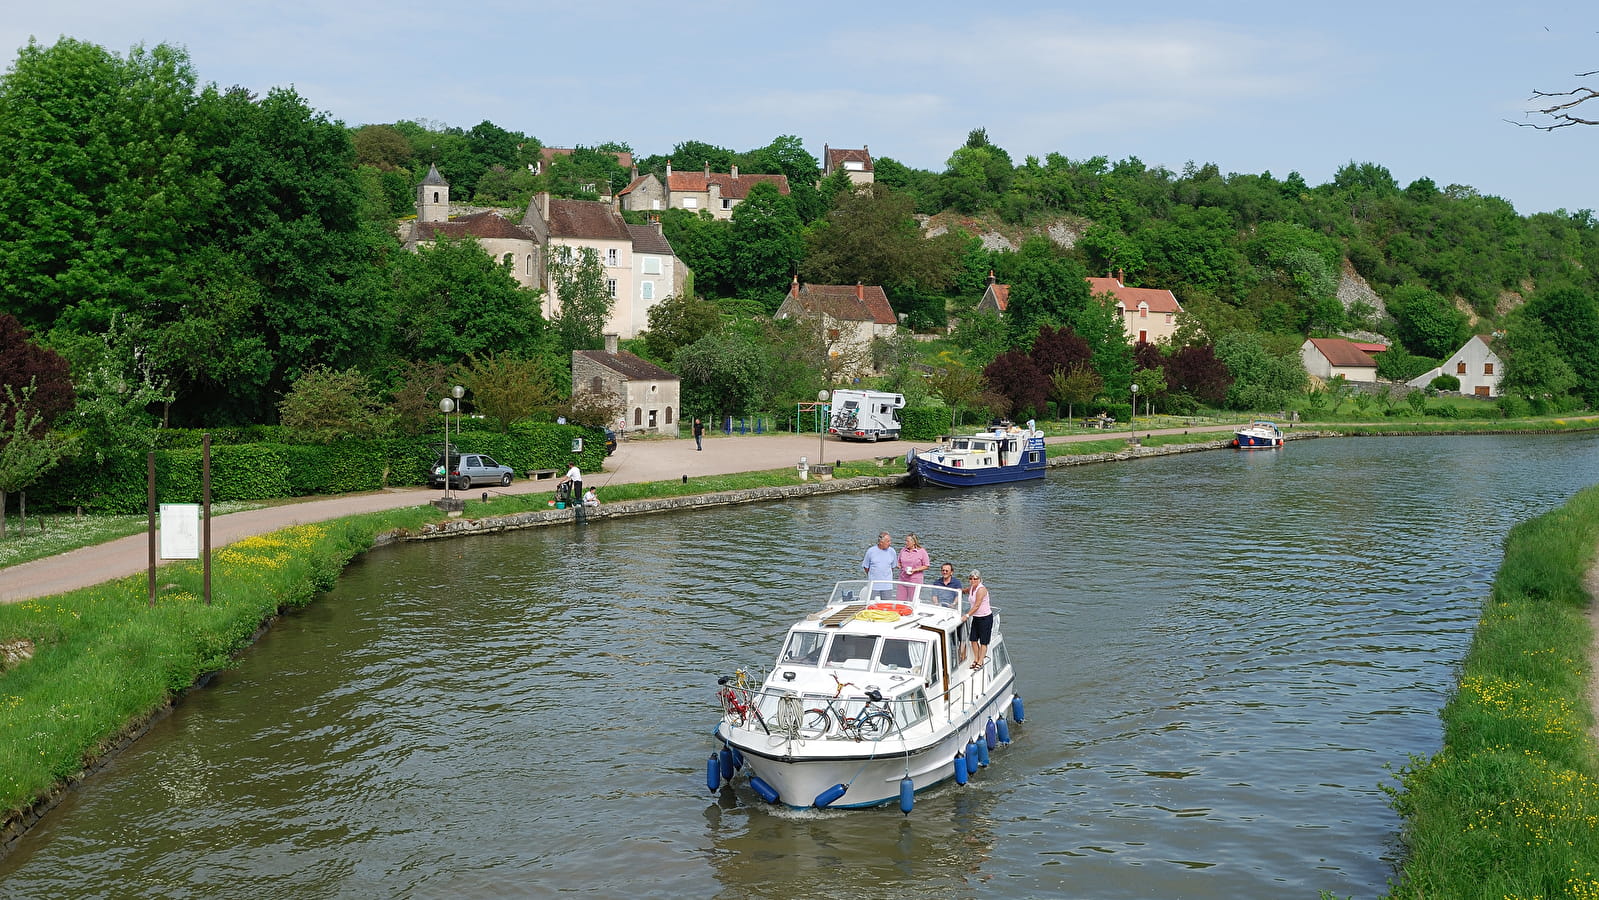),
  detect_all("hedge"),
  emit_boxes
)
[28,423,607,514]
